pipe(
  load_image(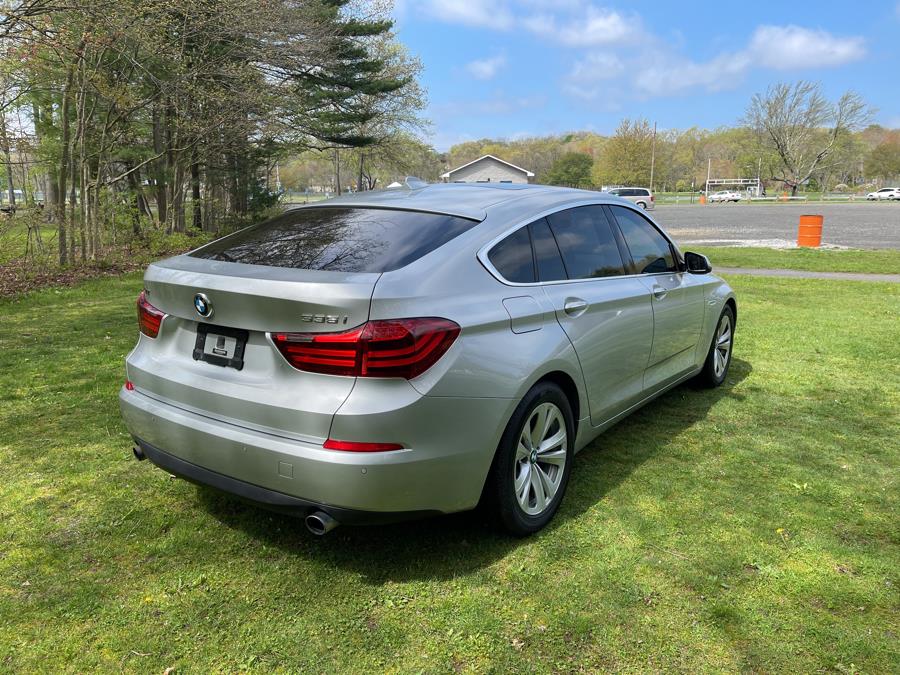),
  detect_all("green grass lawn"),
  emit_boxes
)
[695,246,900,274]
[1,273,898,672]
